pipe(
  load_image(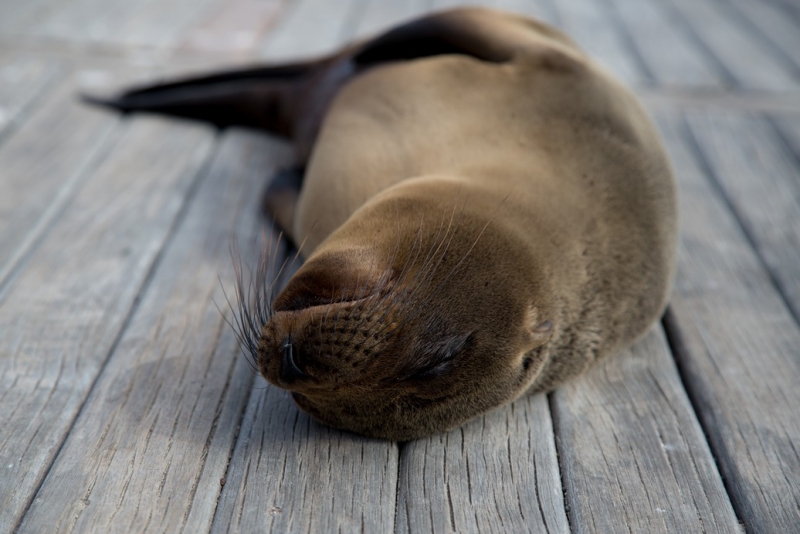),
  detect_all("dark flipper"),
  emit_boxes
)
[81,60,327,139]
[82,9,521,155]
